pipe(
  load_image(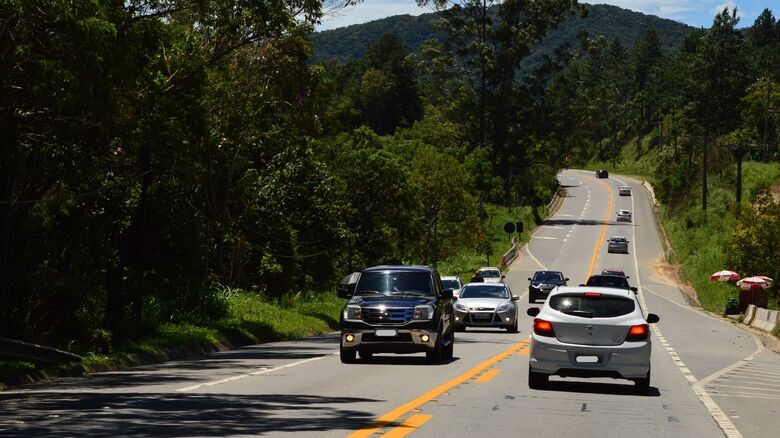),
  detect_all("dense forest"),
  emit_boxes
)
[311,3,693,64]
[1,0,779,358]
